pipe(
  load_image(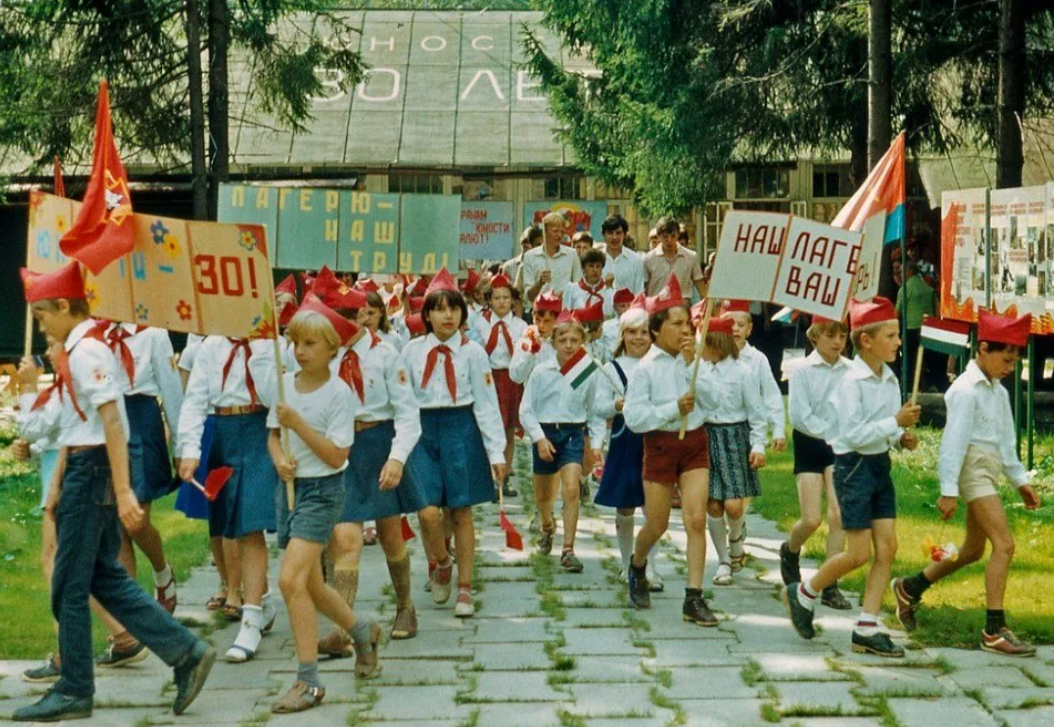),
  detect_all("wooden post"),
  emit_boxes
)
[270,310,295,510]
[680,299,715,439]
[910,345,925,406]
[24,305,34,357]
